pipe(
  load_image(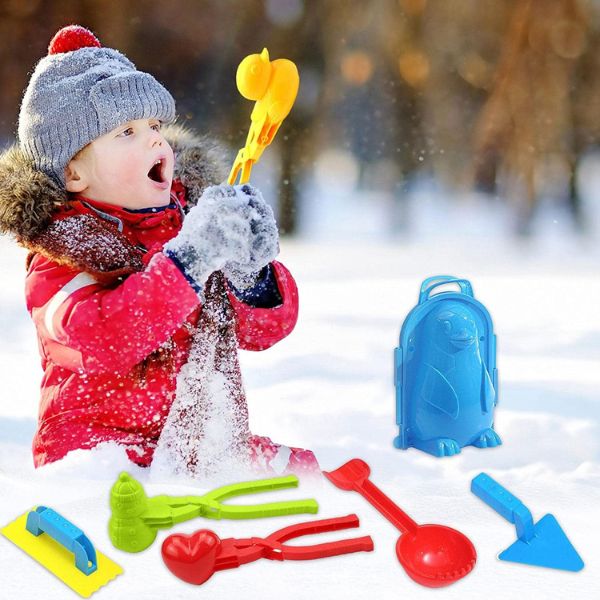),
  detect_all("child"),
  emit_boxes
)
[0,25,319,475]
